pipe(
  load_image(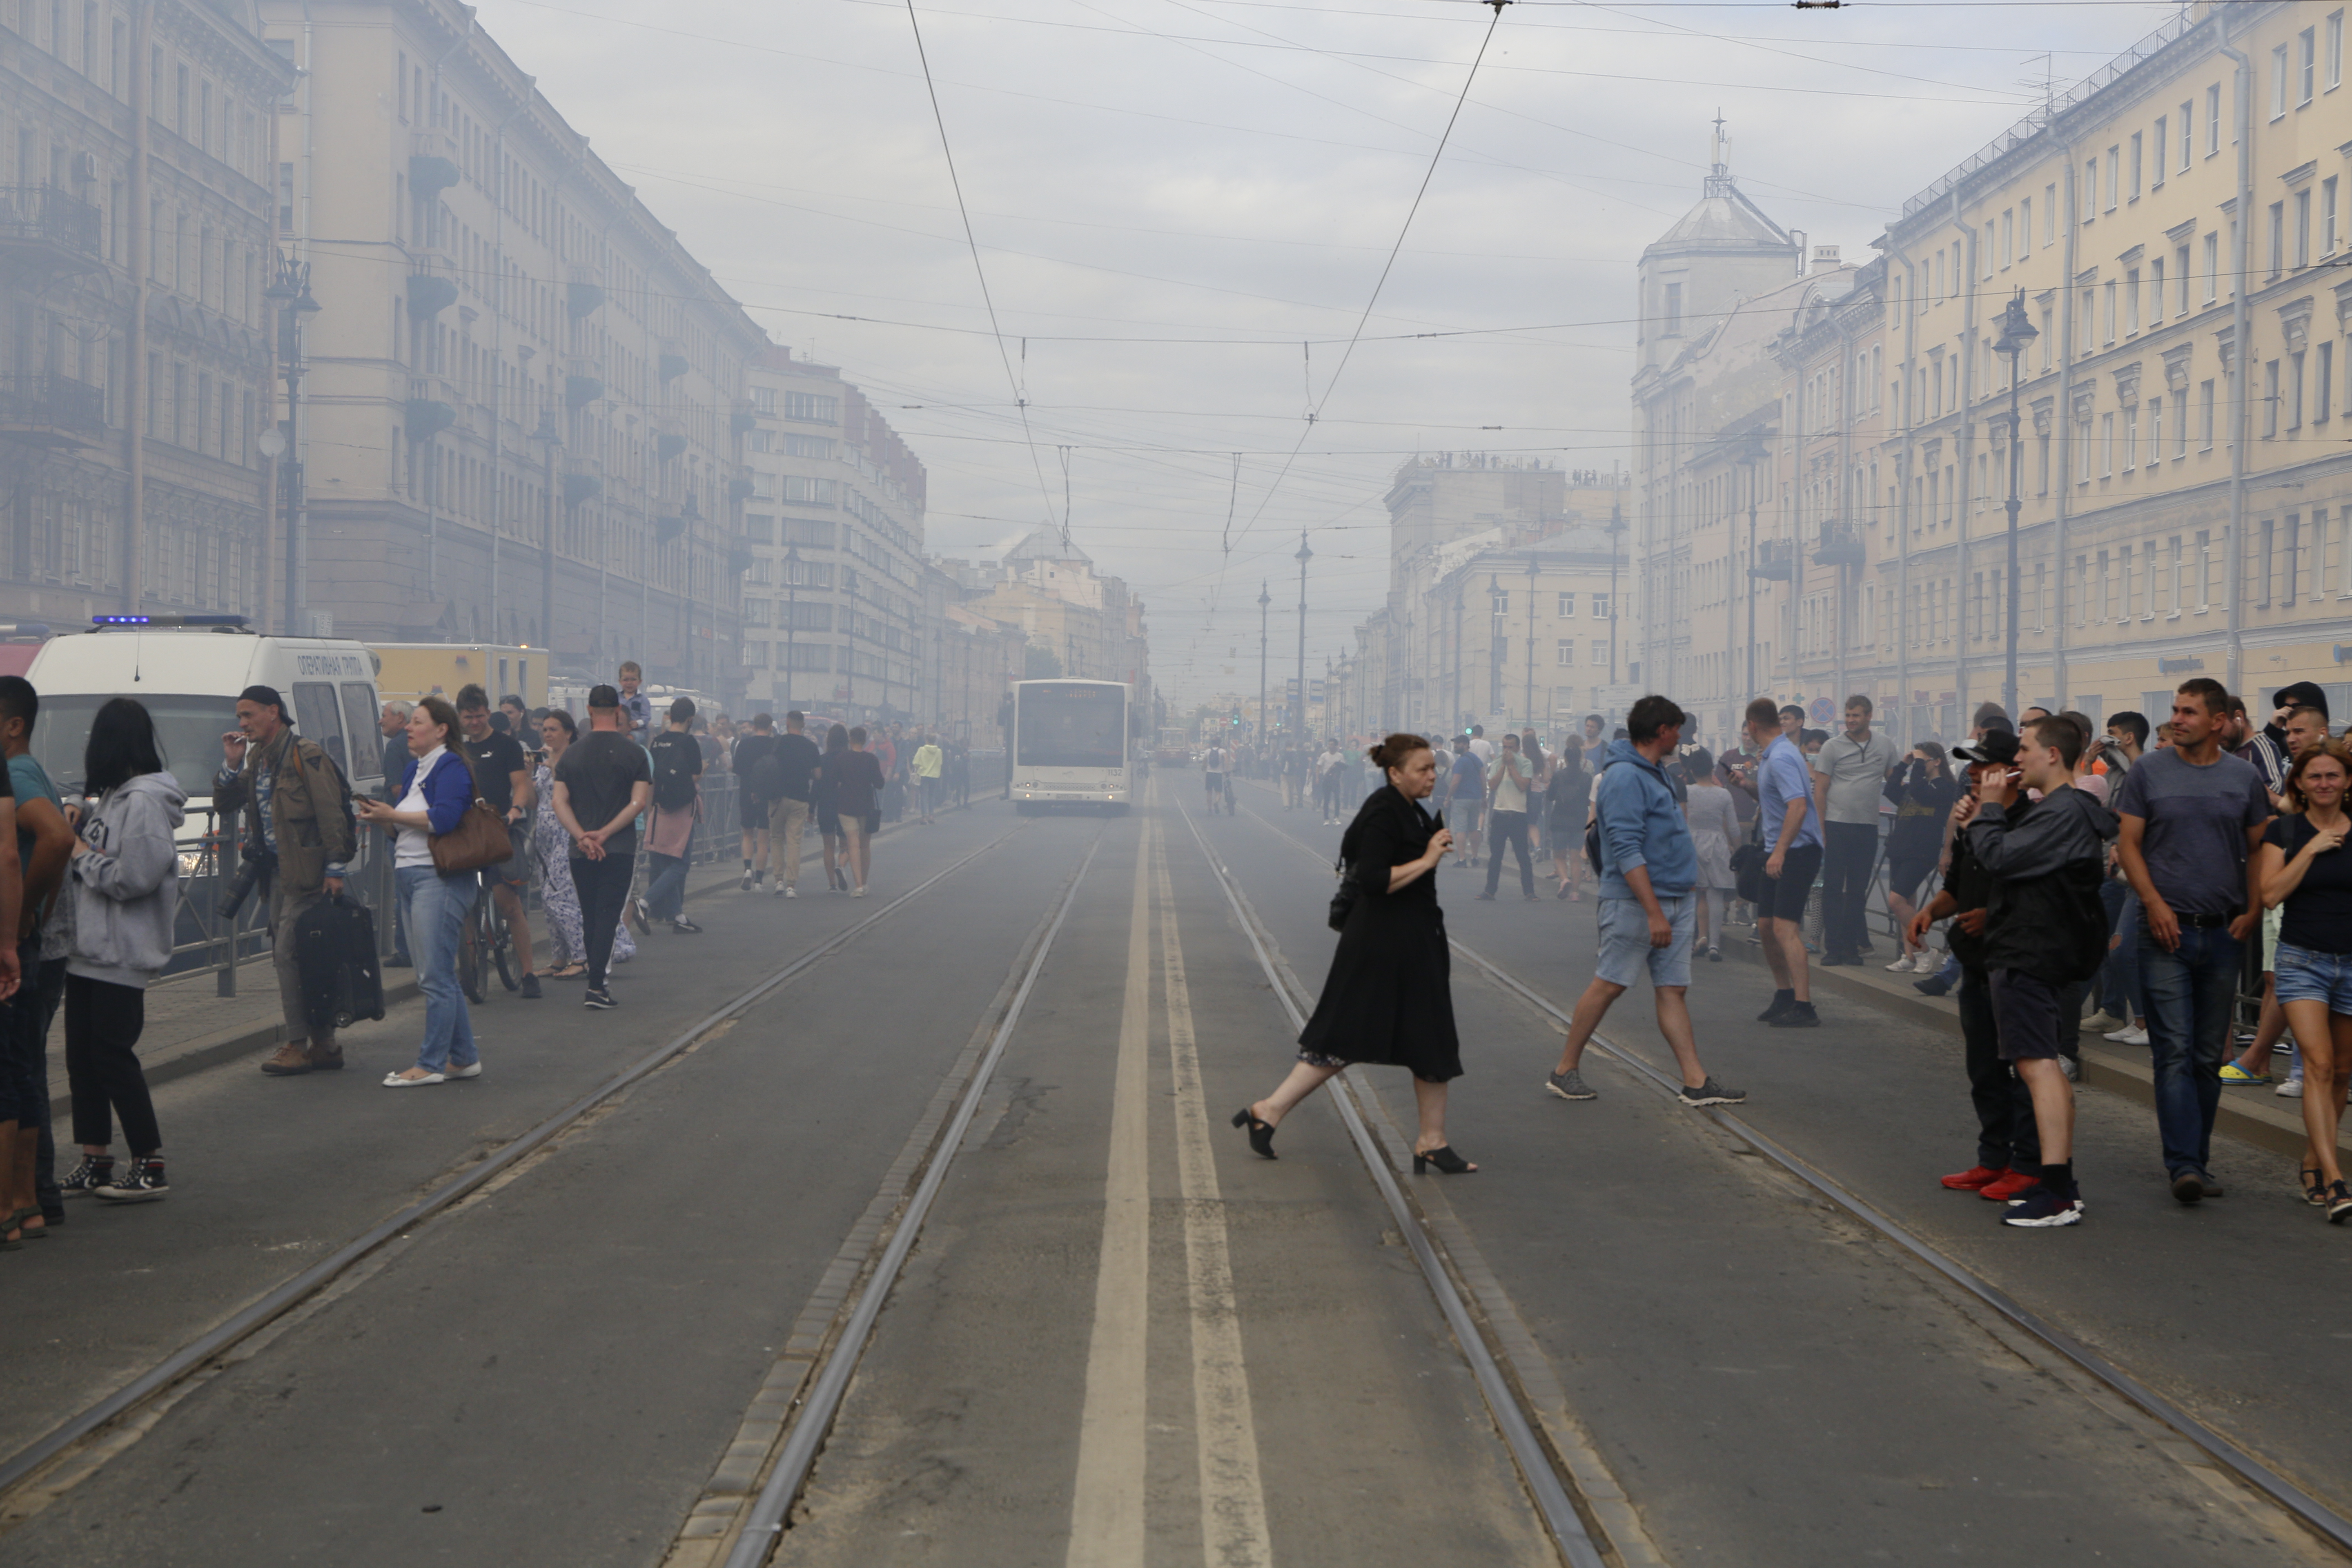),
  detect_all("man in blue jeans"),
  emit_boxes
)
[1546,695,1744,1109]
[2114,678,2272,1204]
